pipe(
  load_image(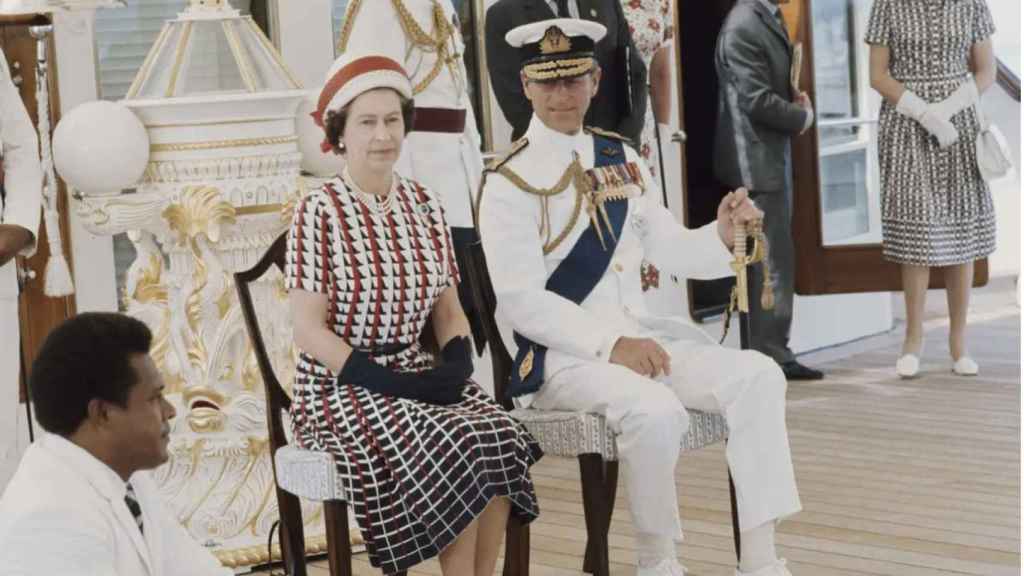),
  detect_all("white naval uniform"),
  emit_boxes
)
[0,46,42,490]
[478,116,801,537]
[339,0,483,230]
